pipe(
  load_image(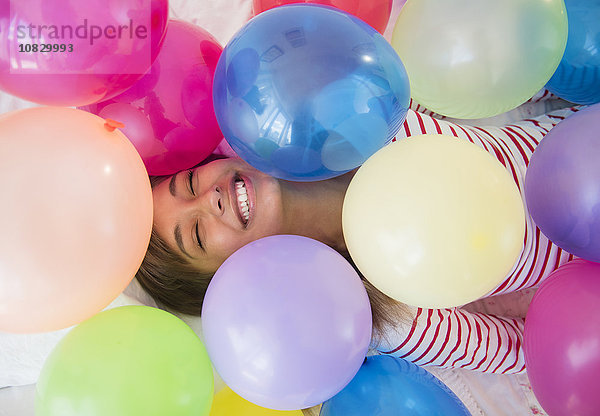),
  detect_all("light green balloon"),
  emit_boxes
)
[36,306,214,416]
[391,0,567,119]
